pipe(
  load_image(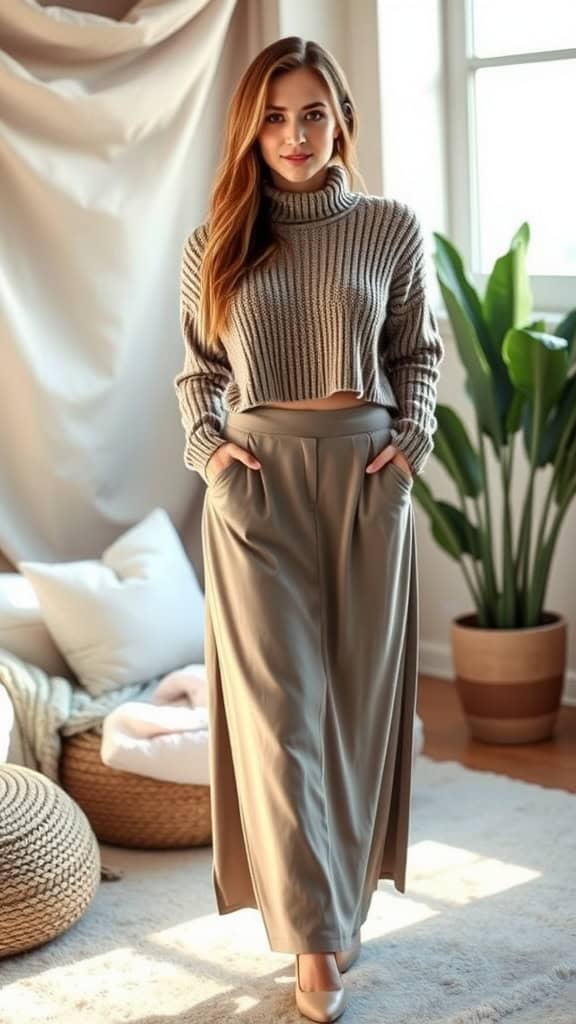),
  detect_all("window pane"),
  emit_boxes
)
[474,60,576,276]
[472,0,576,57]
